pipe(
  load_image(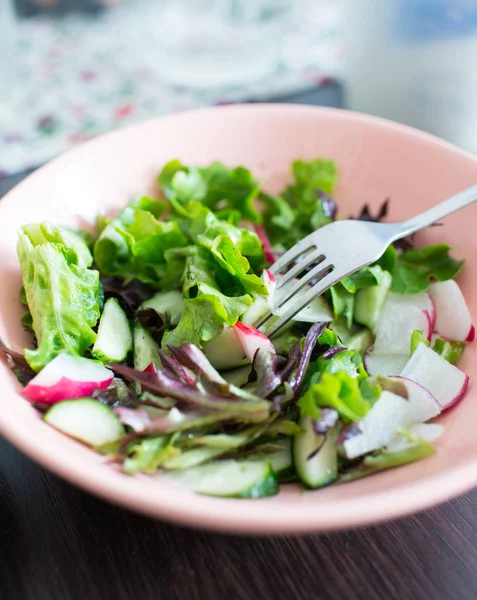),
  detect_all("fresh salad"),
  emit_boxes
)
[0,158,473,499]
